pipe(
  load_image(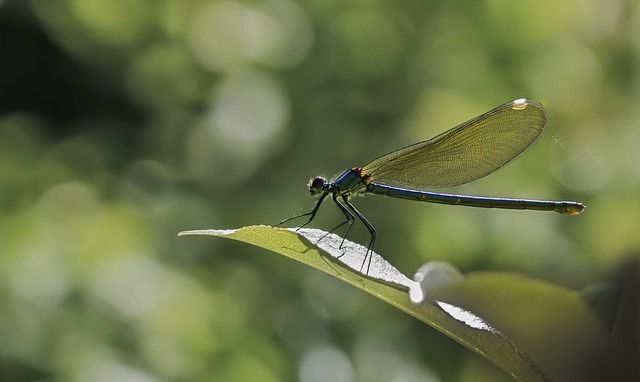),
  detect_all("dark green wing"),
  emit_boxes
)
[362,98,546,188]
